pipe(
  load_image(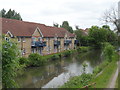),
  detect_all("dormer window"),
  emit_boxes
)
[5,37,9,42]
